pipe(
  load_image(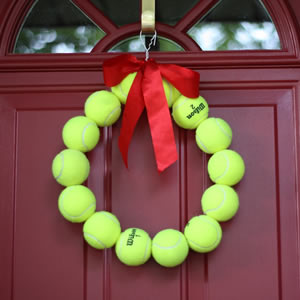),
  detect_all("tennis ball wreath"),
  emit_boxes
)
[52,78,246,268]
